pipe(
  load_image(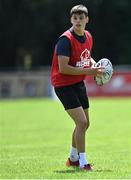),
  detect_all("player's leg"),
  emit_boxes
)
[54,82,92,170]
[74,81,90,129]
[54,85,80,165]
[67,106,89,168]
[69,127,79,161]
[84,108,90,130]
[67,107,86,152]
[71,108,89,148]
[72,127,77,148]
[71,82,92,170]
[66,127,79,166]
